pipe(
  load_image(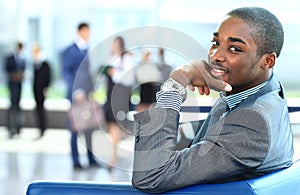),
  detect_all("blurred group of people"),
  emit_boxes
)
[4,42,51,139]
[103,38,173,169]
[61,22,173,170]
[136,48,172,112]
[3,22,173,171]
